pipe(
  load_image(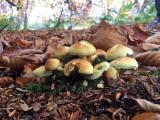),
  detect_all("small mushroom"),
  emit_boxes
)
[89,62,110,80]
[55,46,69,58]
[69,41,96,59]
[97,83,104,89]
[110,56,138,70]
[33,66,50,77]
[88,49,107,61]
[64,59,93,76]
[45,58,63,71]
[104,67,119,80]
[105,44,133,61]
